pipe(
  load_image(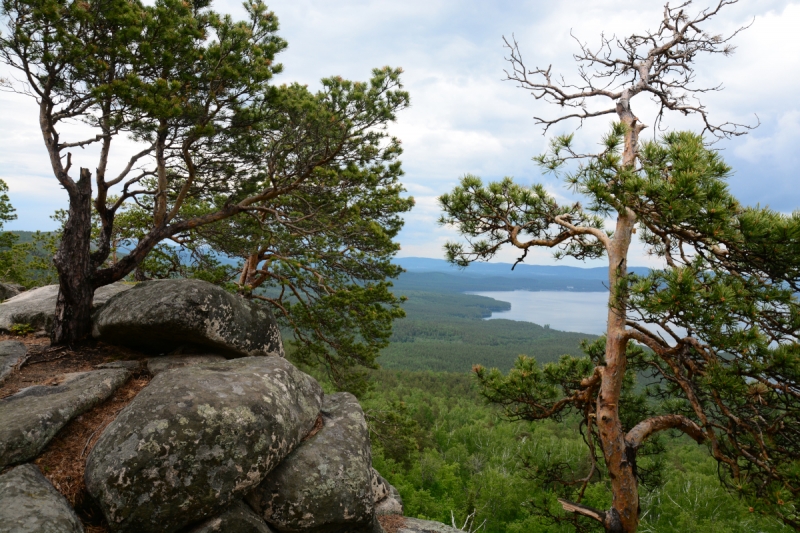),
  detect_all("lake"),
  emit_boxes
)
[469,290,610,335]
